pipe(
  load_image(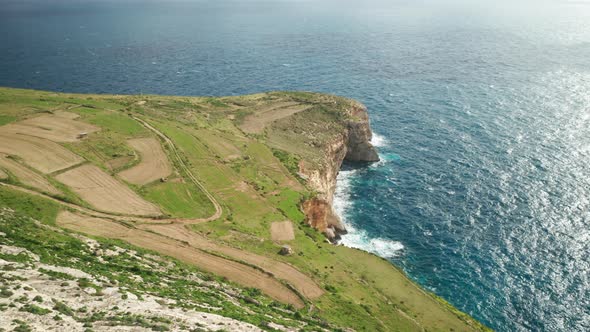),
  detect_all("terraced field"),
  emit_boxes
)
[118,137,172,185]
[0,87,489,332]
[0,132,84,173]
[0,112,98,142]
[0,154,61,195]
[56,165,162,216]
